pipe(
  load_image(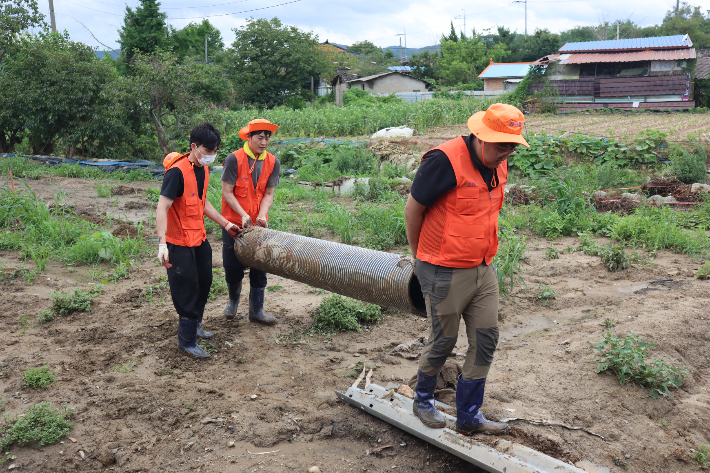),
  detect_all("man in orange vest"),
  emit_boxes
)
[405,103,529,434]
[220,119,281,325]
[156,122,241,359]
